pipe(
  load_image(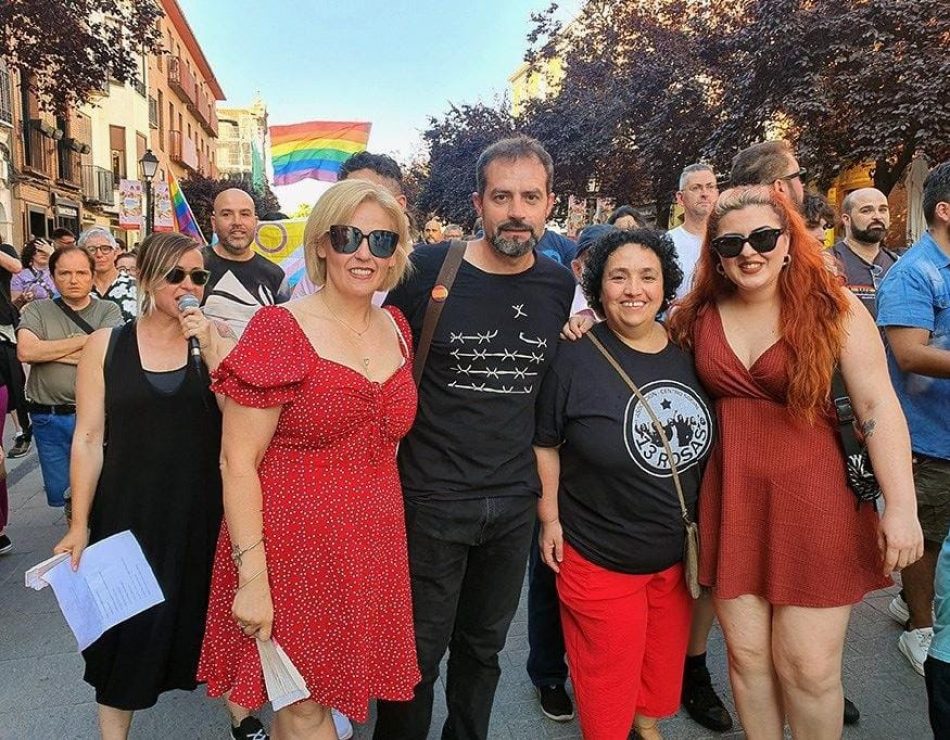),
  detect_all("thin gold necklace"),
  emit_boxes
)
[321,291,371,336]
[321,292,372,373]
